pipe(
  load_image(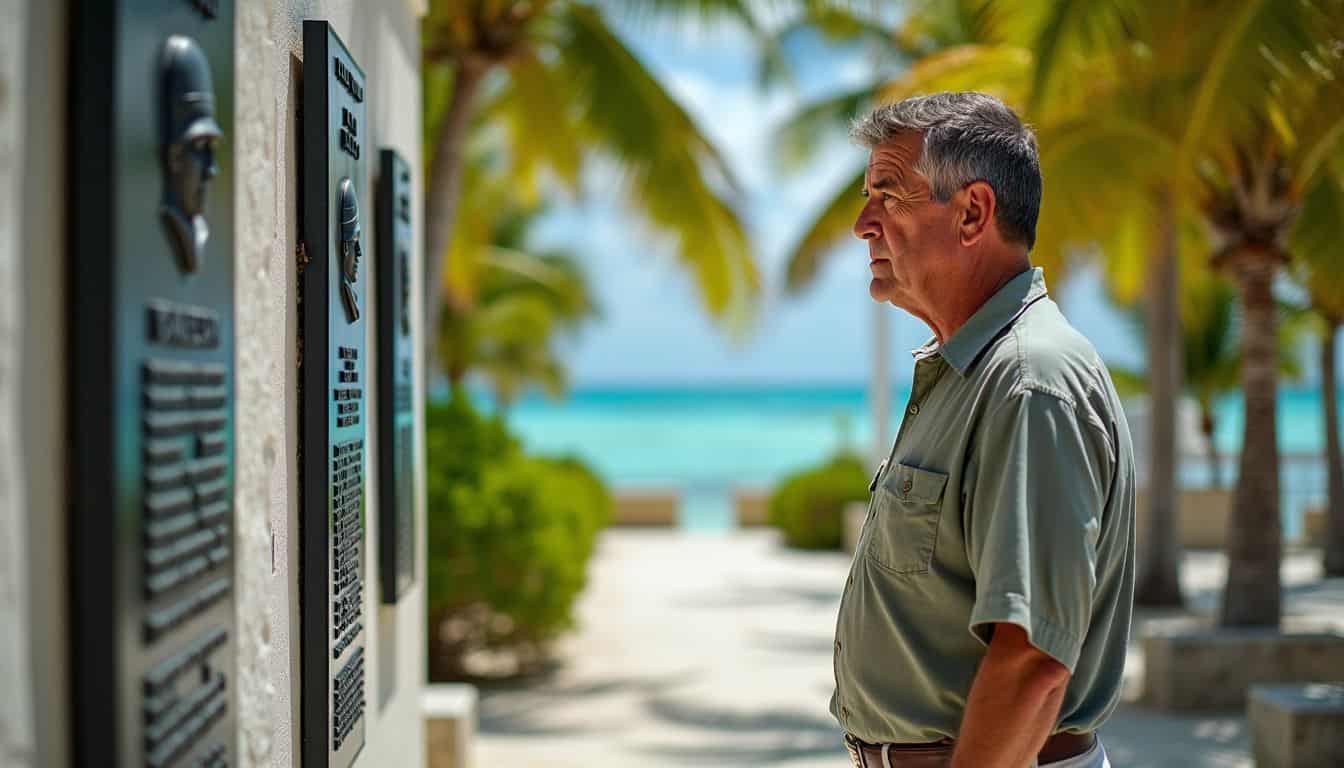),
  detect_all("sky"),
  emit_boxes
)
[530,11,1146,386]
